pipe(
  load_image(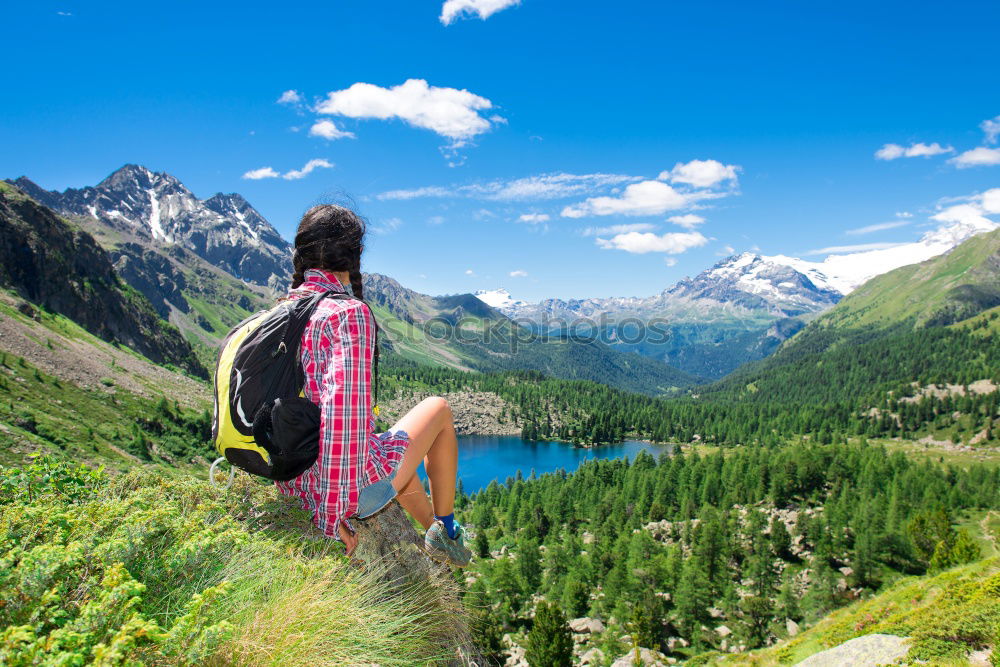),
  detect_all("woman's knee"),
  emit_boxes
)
[422,396,453,424]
